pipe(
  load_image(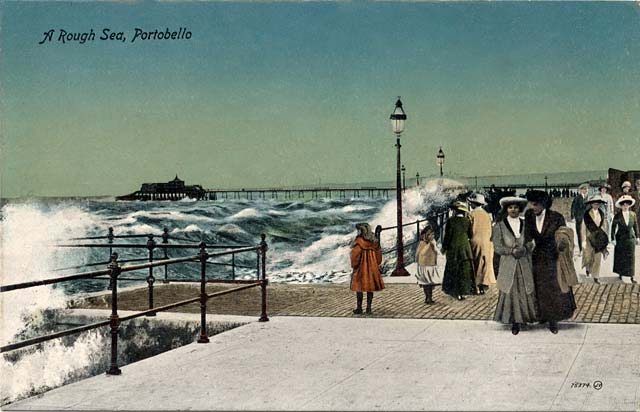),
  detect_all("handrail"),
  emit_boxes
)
[378,208,448,232]
[56,243,252,249]
[0,269,111,292]
[0,282,262,353]
[0,232,270,379]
